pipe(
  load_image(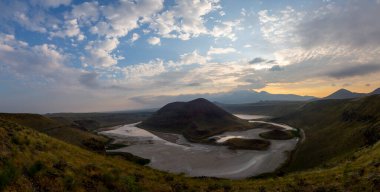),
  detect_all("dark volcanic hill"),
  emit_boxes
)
[137,98,251,141]
[323,88,366,100]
